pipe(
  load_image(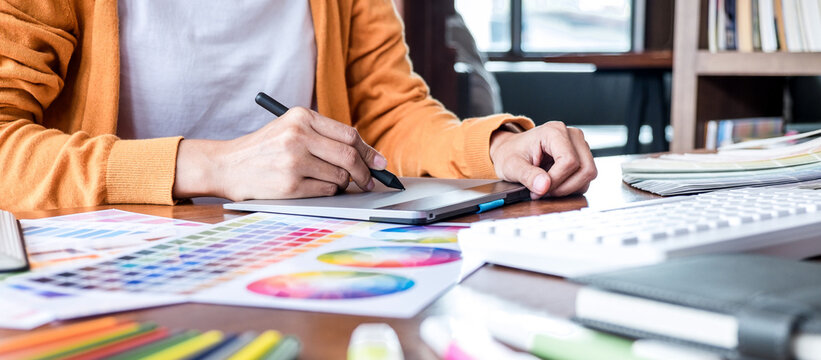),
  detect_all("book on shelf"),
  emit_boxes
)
[737,0,754,52]
[621,128,821,195]
[800,0,821,51]
[725,0,738,50]
[704,116,784,150]
[571,255,821,360]
[708,0,821,52]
